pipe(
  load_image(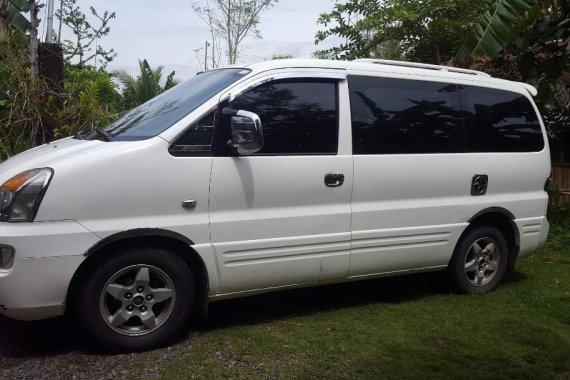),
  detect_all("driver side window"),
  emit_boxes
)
[230,79,339,155]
